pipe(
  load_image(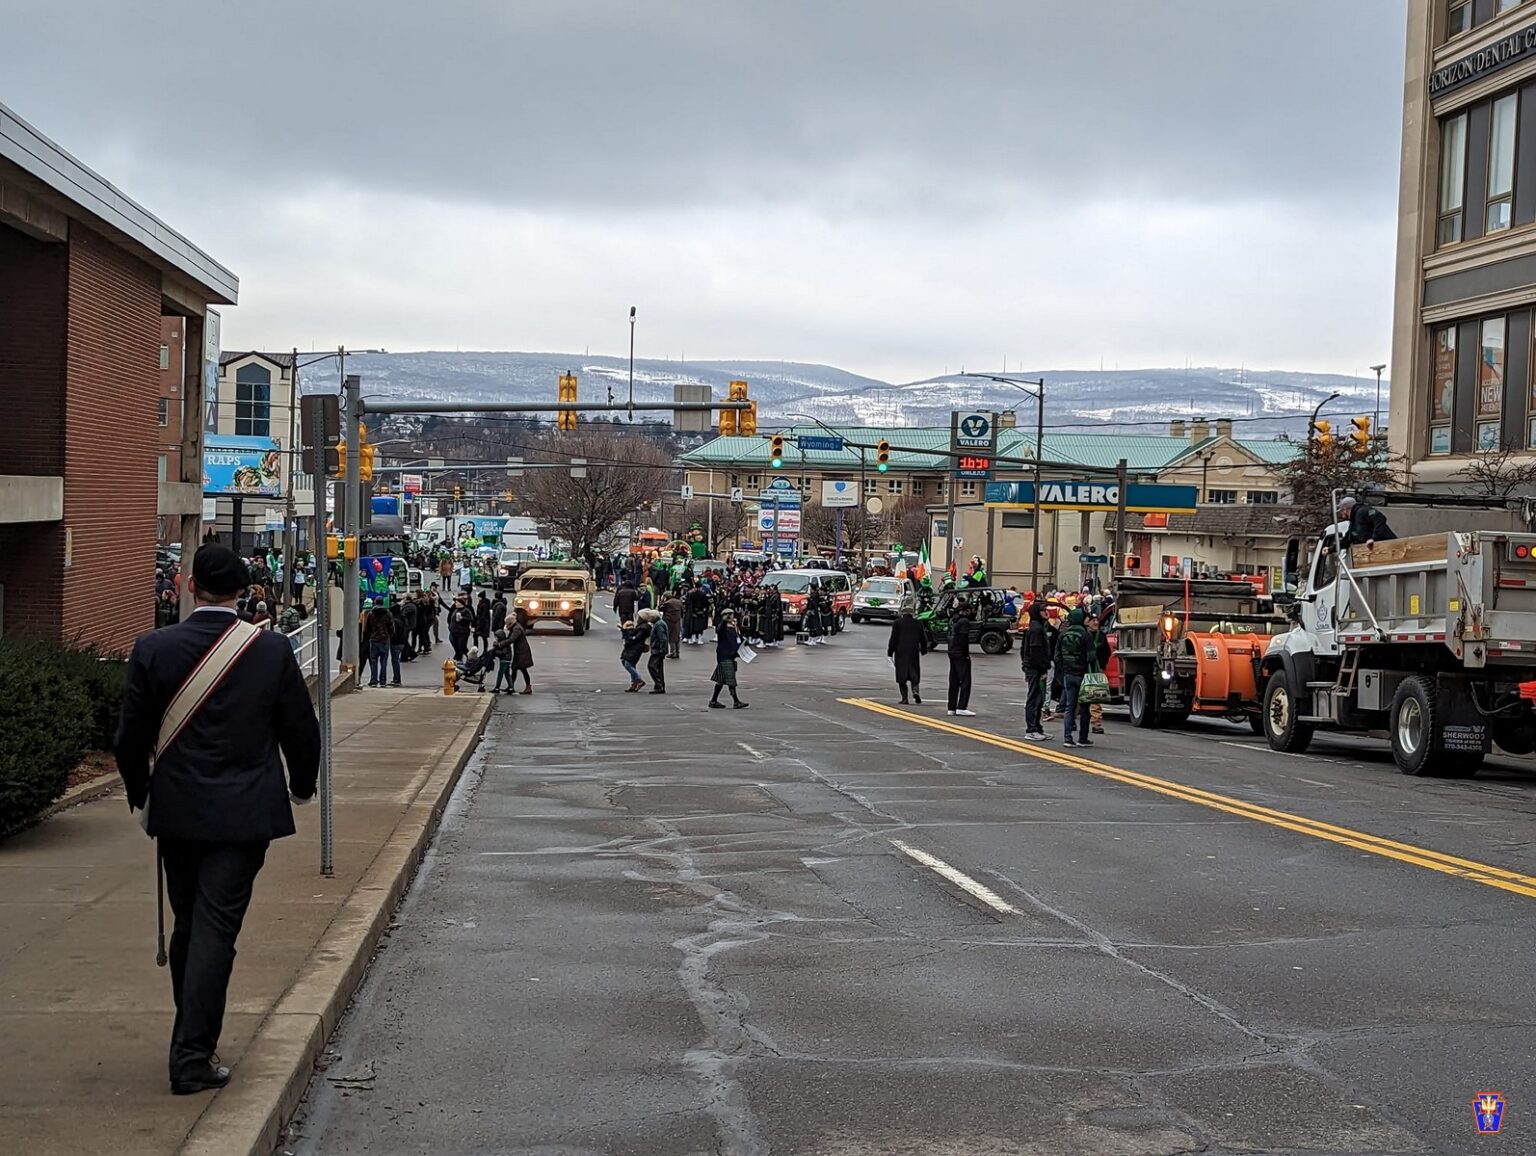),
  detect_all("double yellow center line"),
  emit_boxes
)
[840,697,1536,902]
